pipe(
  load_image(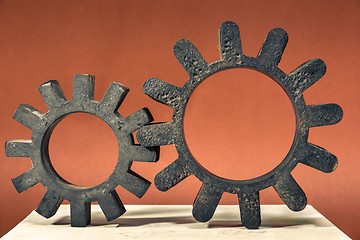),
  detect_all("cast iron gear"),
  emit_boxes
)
[137,21,343,229]
[6,74,159,227]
